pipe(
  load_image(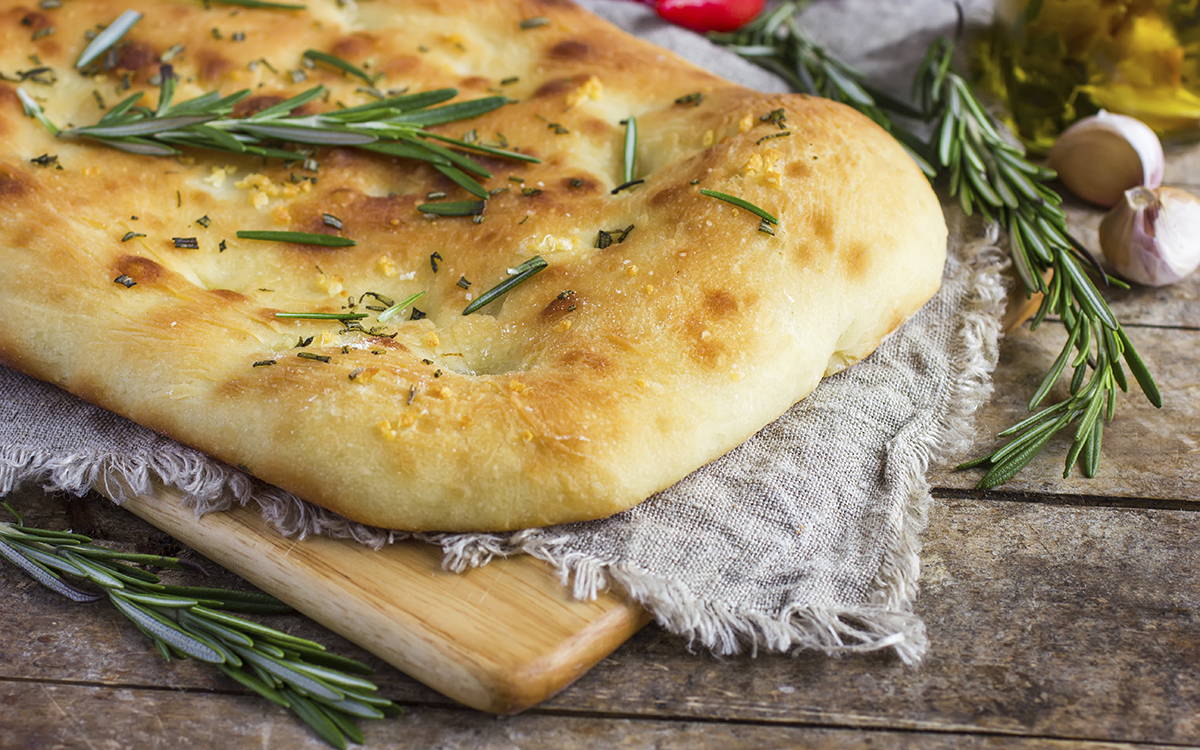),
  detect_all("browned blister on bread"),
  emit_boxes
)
[0,0,946,530]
